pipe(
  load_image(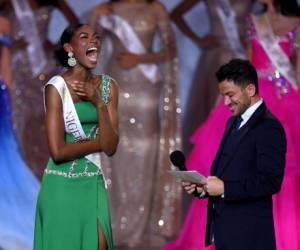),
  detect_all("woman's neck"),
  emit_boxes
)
[65,66,92,82]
